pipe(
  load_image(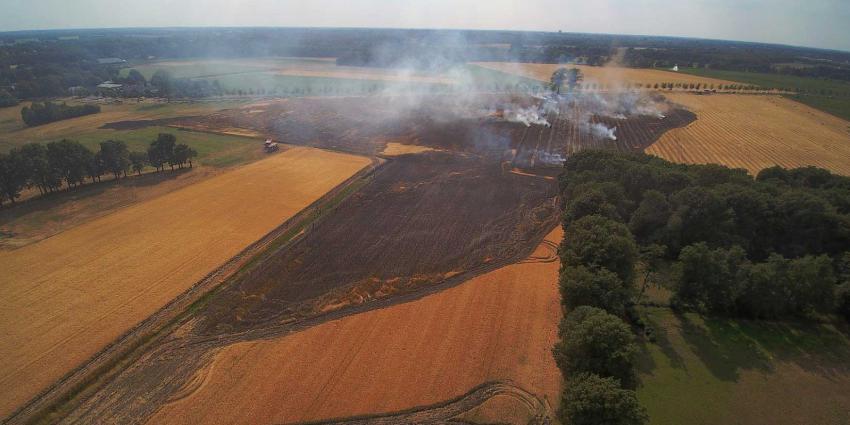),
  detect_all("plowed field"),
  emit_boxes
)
[0,147,370,418]
[646,94,850,175]
[148,228,563,424]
